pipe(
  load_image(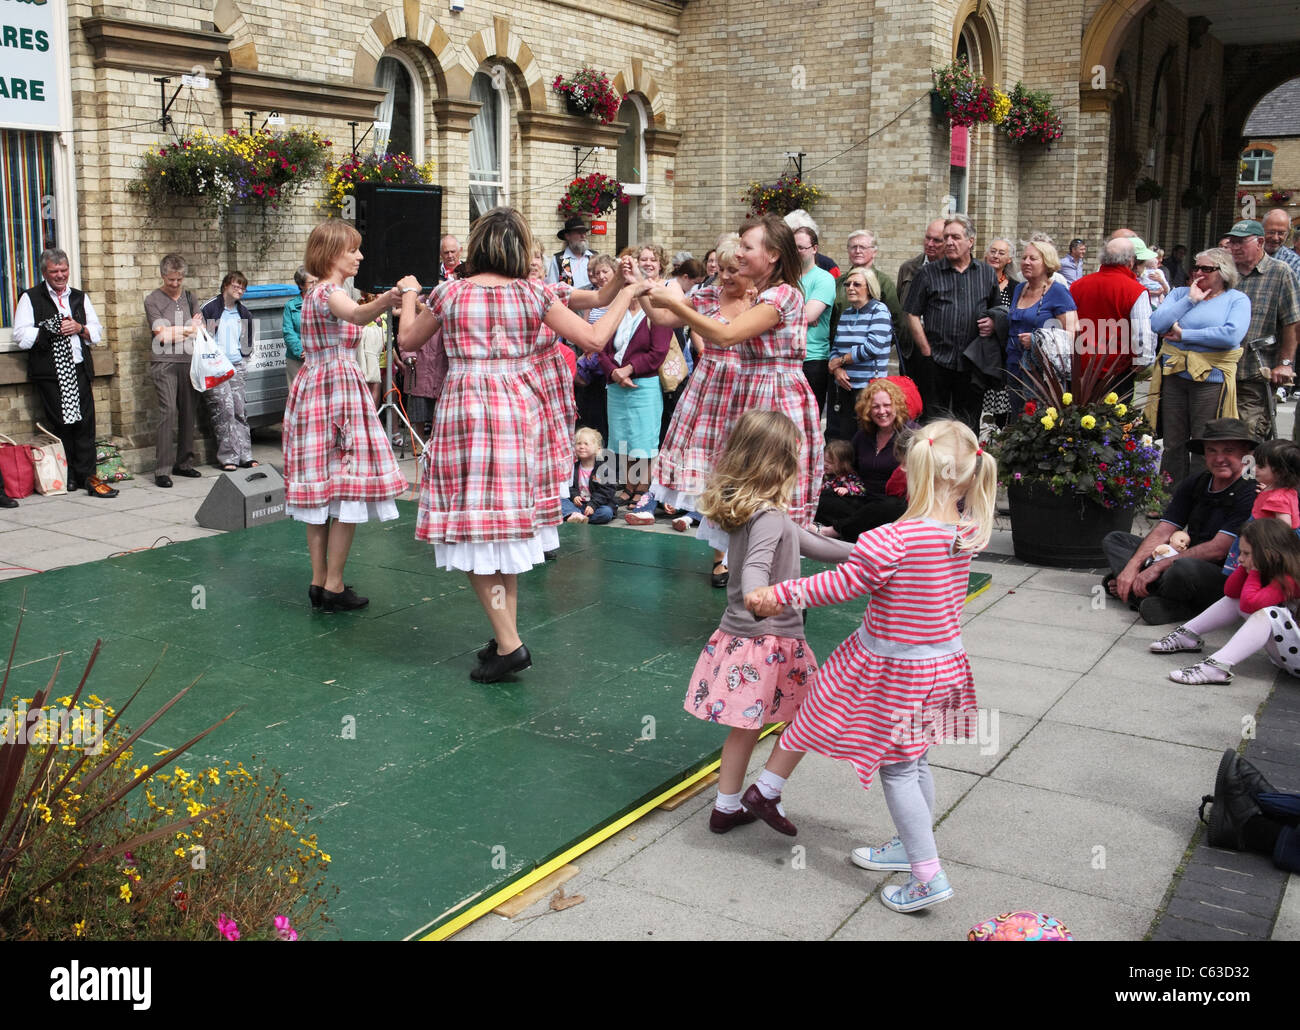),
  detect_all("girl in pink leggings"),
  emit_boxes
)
[1152,518,1300,683]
